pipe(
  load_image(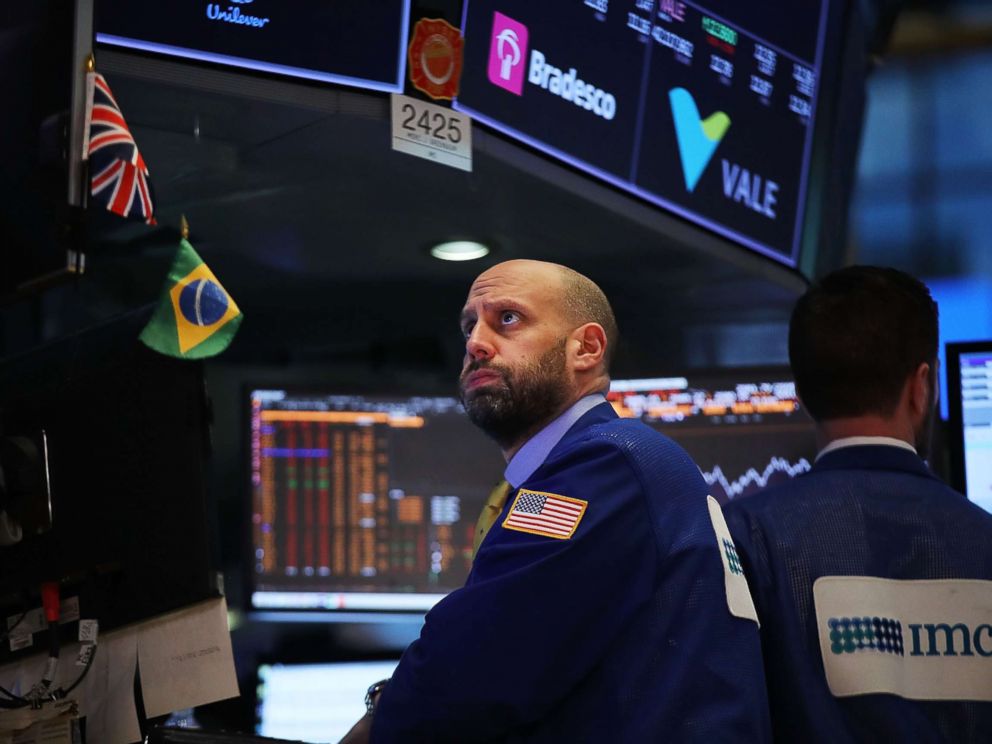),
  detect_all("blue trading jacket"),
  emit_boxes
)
[372,402,770,742]
[724,444,992,743]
